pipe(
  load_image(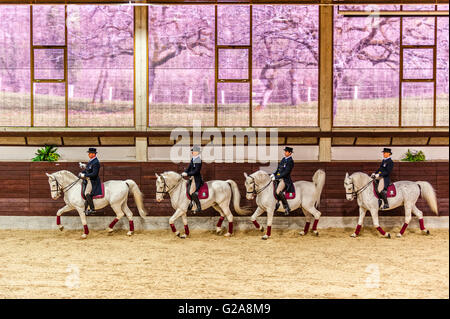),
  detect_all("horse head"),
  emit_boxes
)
[46,172,62,200]
[344,172,355,201]
[155,171,182,202]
